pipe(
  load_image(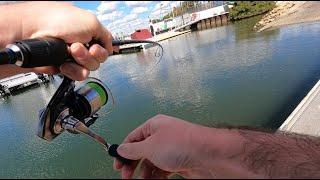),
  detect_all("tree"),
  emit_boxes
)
[229,1,276,21]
